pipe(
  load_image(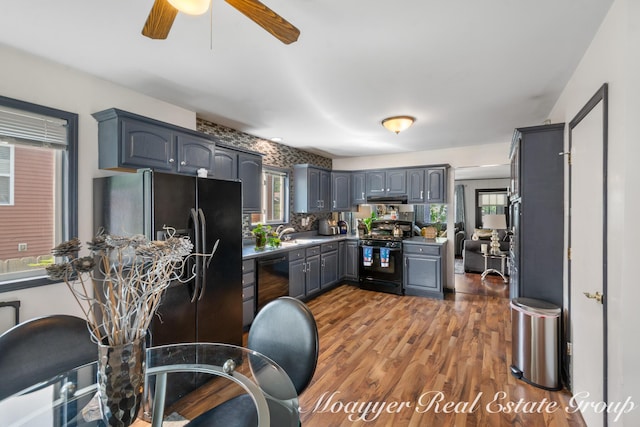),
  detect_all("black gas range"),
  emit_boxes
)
[358,220,413,295]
